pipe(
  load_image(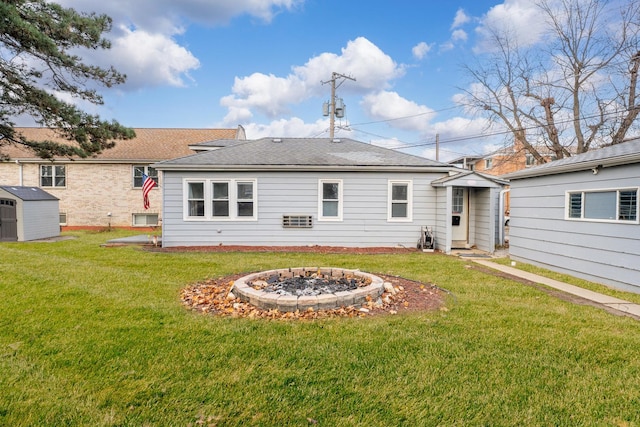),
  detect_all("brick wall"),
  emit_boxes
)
[0,162,162,227]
